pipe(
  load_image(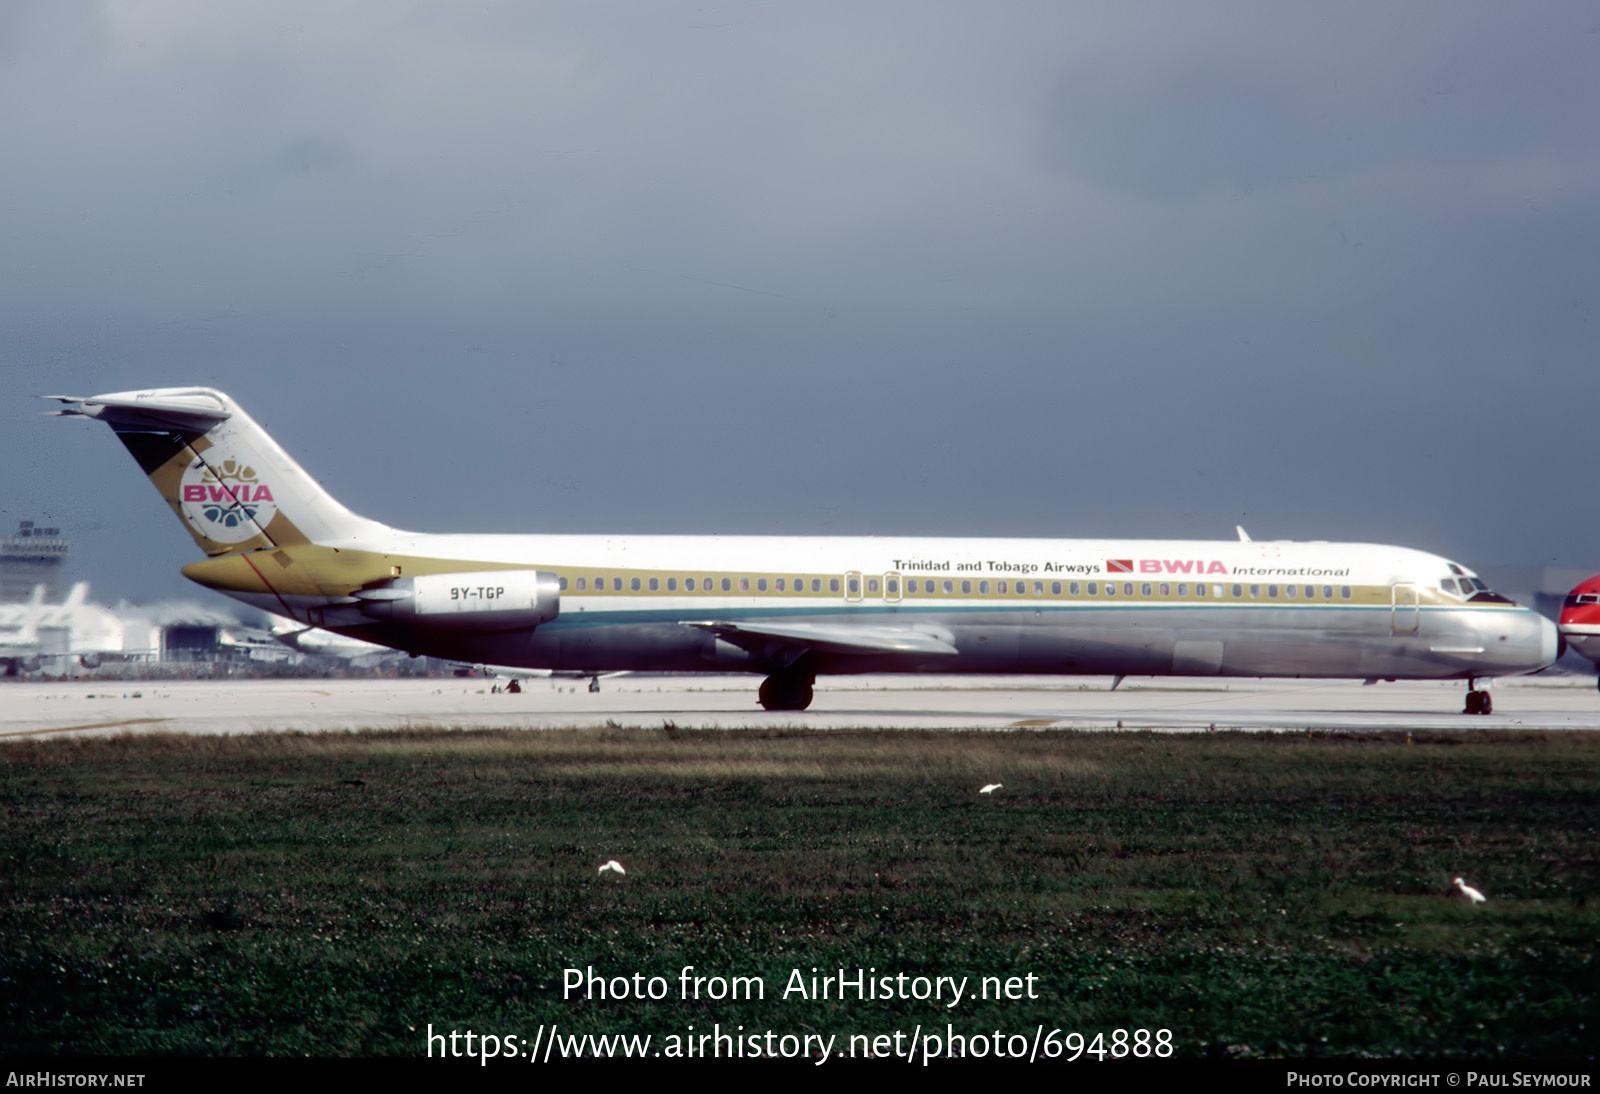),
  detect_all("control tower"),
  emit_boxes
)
[0,521,69,603]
